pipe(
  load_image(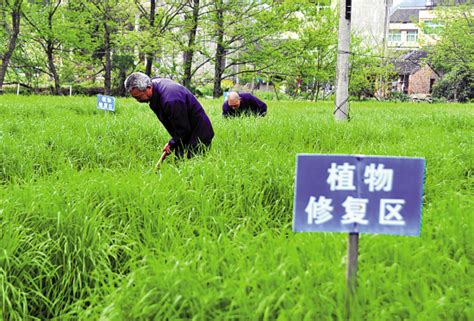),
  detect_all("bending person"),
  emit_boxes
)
[125,72,214,159]
[222,91,267,117]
